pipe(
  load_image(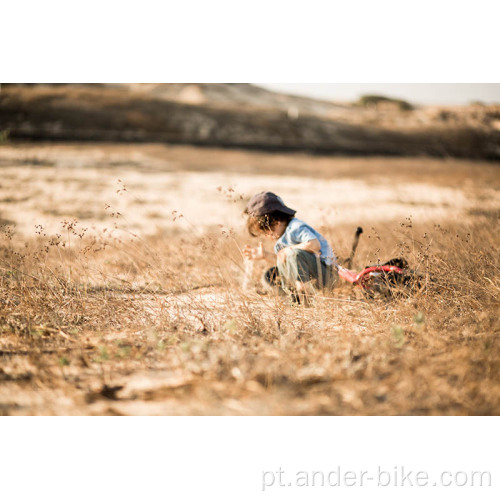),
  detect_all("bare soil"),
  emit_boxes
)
[0,142,499,415]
